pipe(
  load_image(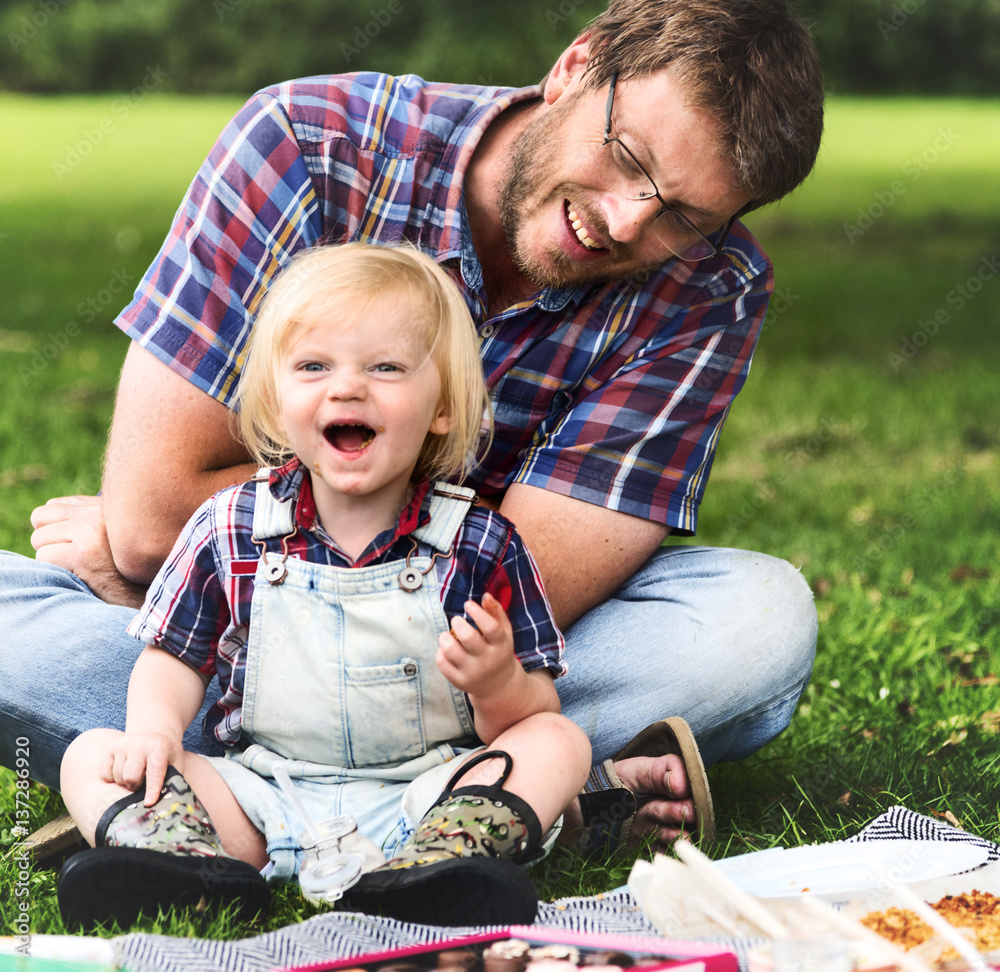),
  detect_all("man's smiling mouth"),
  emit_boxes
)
[566,202,604,251]
[324,423,376,452]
